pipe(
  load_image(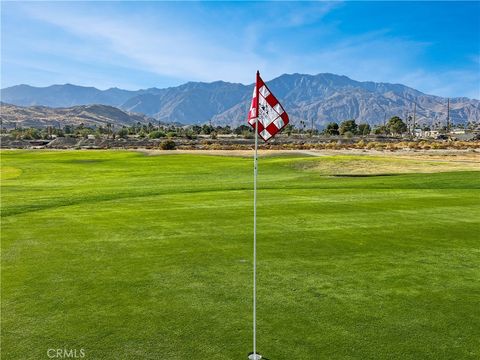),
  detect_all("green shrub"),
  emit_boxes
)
[160,139,176,150]
[149,130,166,139]
[242,131,254,139]
[185,132,197,140]
[117,128,129,139]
